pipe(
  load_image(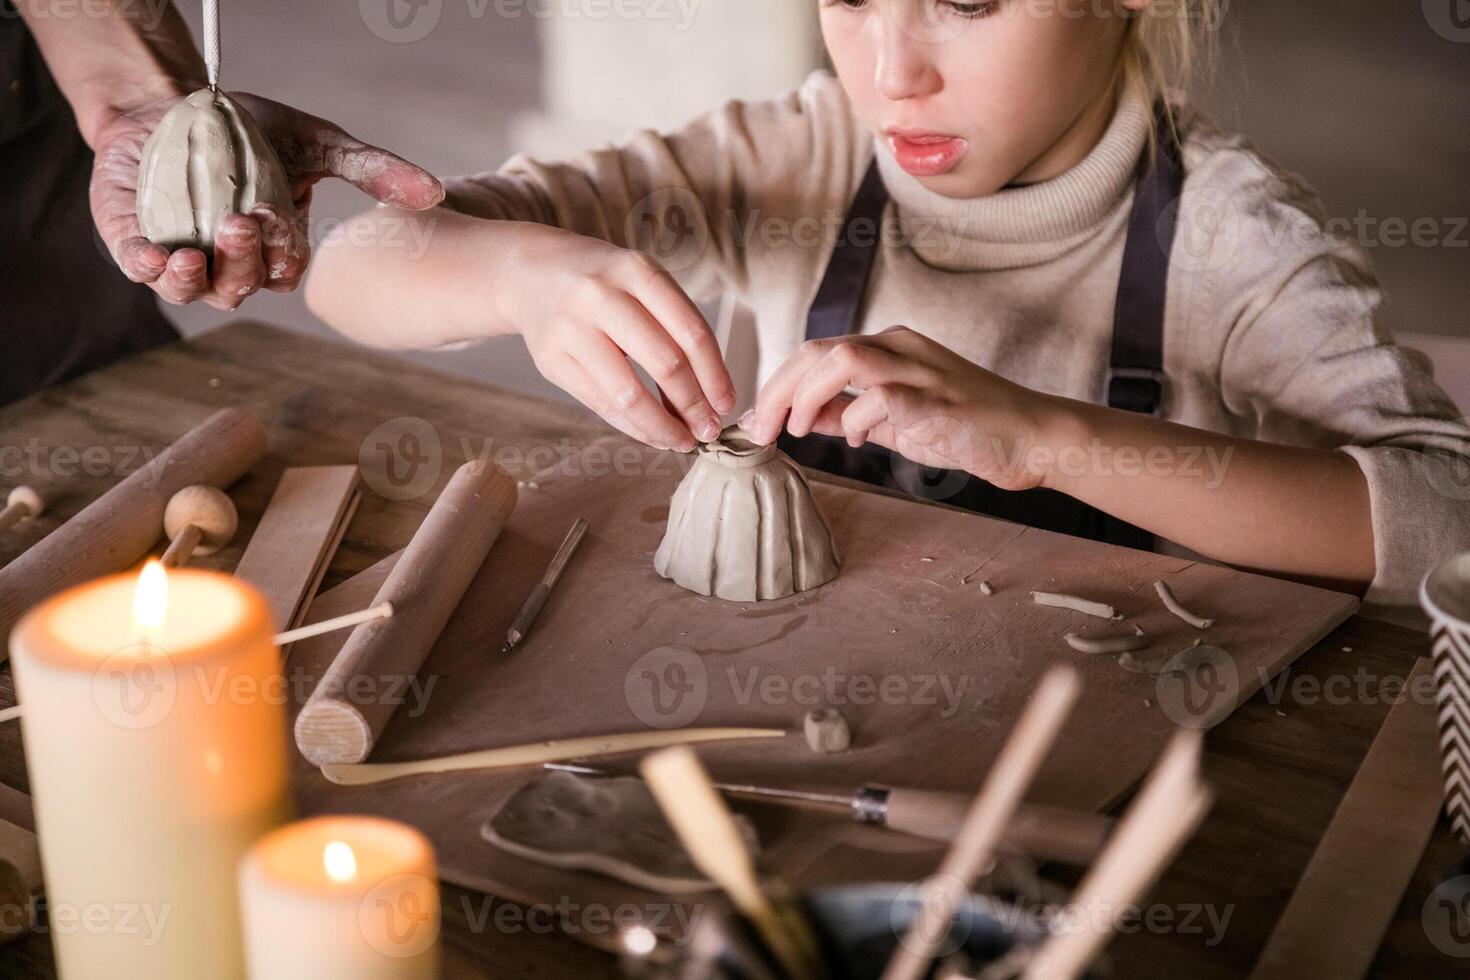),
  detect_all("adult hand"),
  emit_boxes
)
[90,92,444,310]
[741,326,1067,492]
